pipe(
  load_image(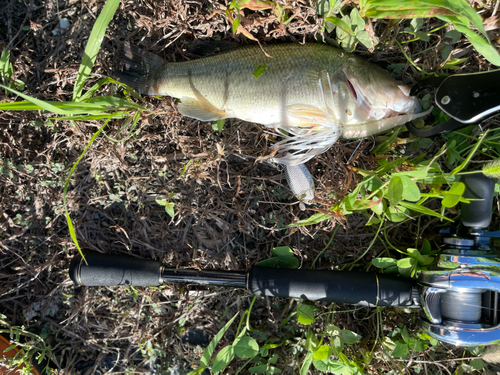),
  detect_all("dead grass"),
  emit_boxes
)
[0,0,499,373]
